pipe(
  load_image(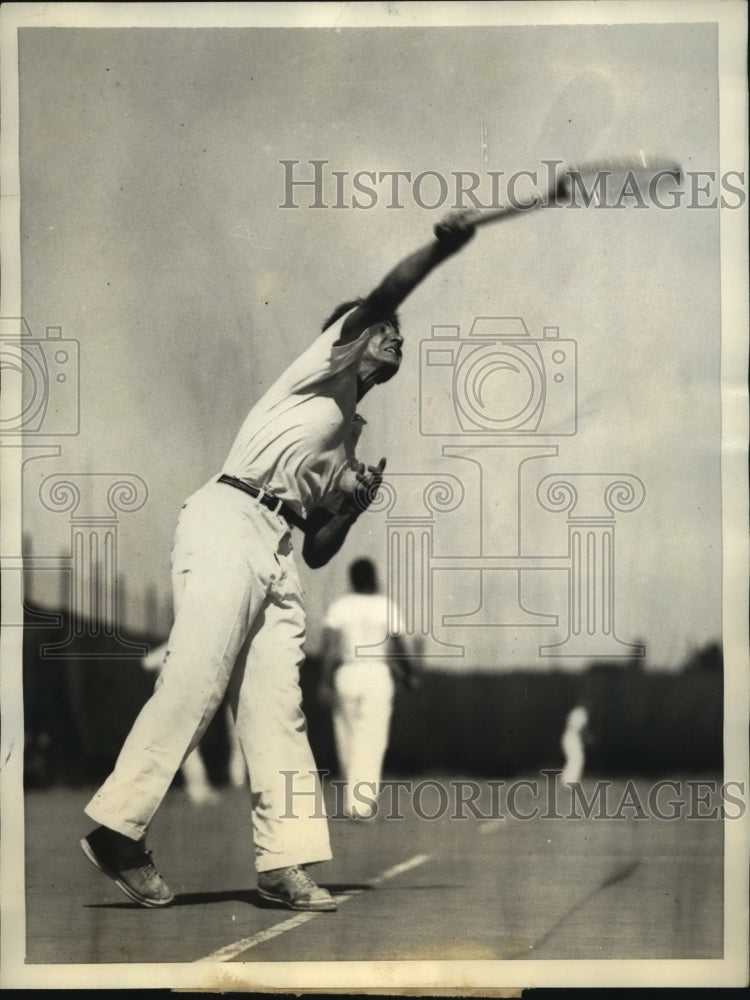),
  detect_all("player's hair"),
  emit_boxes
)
[349,557,378,594]
[321,298,400,336]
